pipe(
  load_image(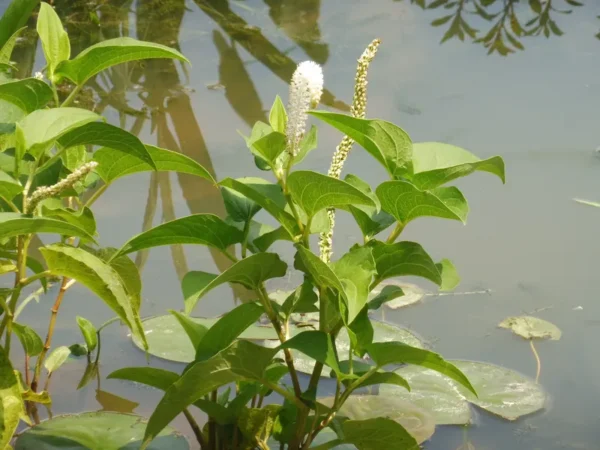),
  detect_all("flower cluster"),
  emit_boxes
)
[319,39,381,263]
[26,161,98,213]
[286,61,324,156]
